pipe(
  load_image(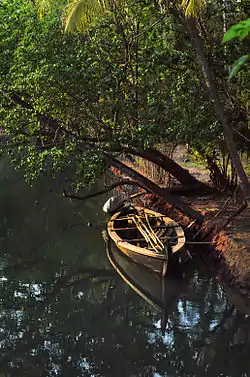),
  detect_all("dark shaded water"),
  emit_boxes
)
[1,160,250,377]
